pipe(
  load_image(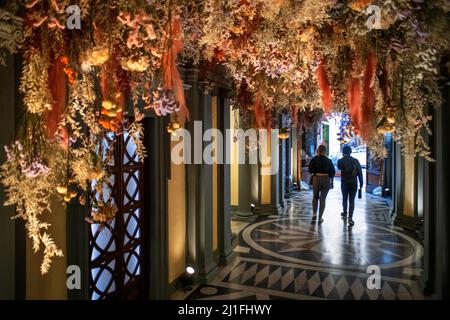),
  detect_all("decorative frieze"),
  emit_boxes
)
[0,9,23,64]
[198,81,216,96]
